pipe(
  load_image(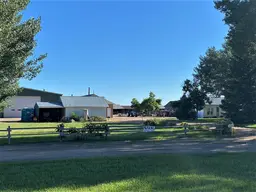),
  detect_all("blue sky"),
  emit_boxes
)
[20,1,227,105]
